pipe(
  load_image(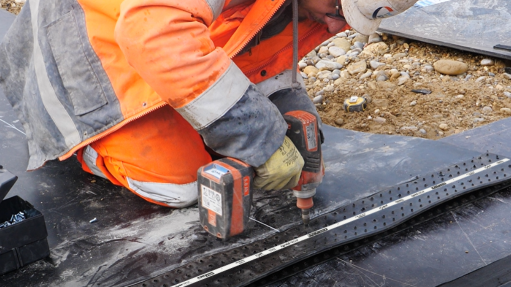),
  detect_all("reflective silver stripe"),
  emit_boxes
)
[205,0,225,21]
[127,178,198,208]
[256,70,306,97]
[30,0,81,148]
[82,146,107,179]
[176,62,250,130]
